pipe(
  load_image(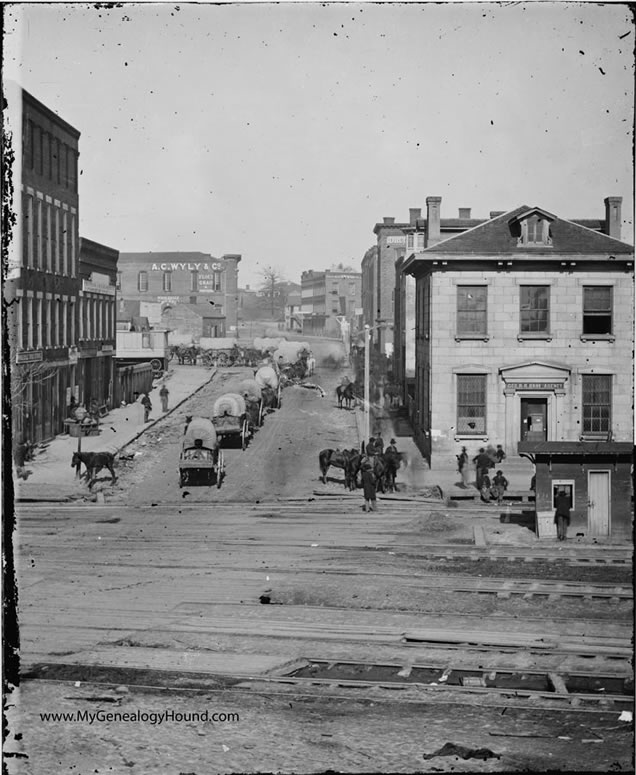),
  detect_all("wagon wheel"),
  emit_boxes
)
[216,450,224,488]
[258,400,264,427]
[241,418,249,450]
[150,358,163,372]
[217,352,229,366]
